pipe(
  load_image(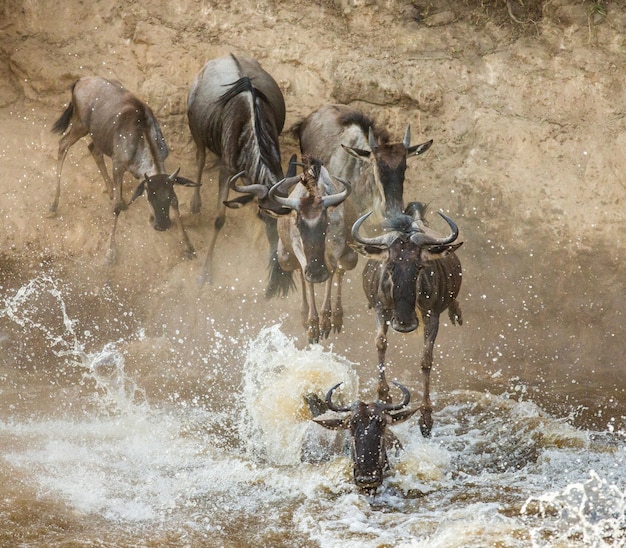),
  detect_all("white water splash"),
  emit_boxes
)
[1,274,145,413]
[521,469,626,546]
[238,324,359,465]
